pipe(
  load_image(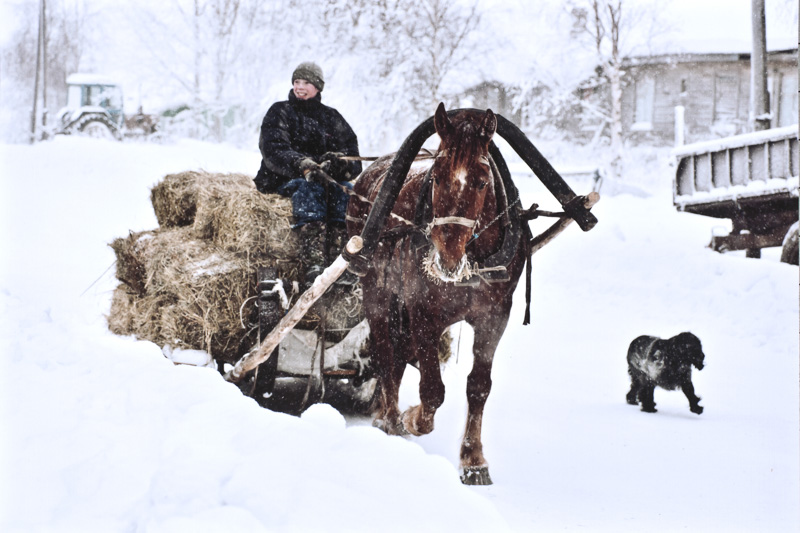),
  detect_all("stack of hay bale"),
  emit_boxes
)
[107,170,361,366]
